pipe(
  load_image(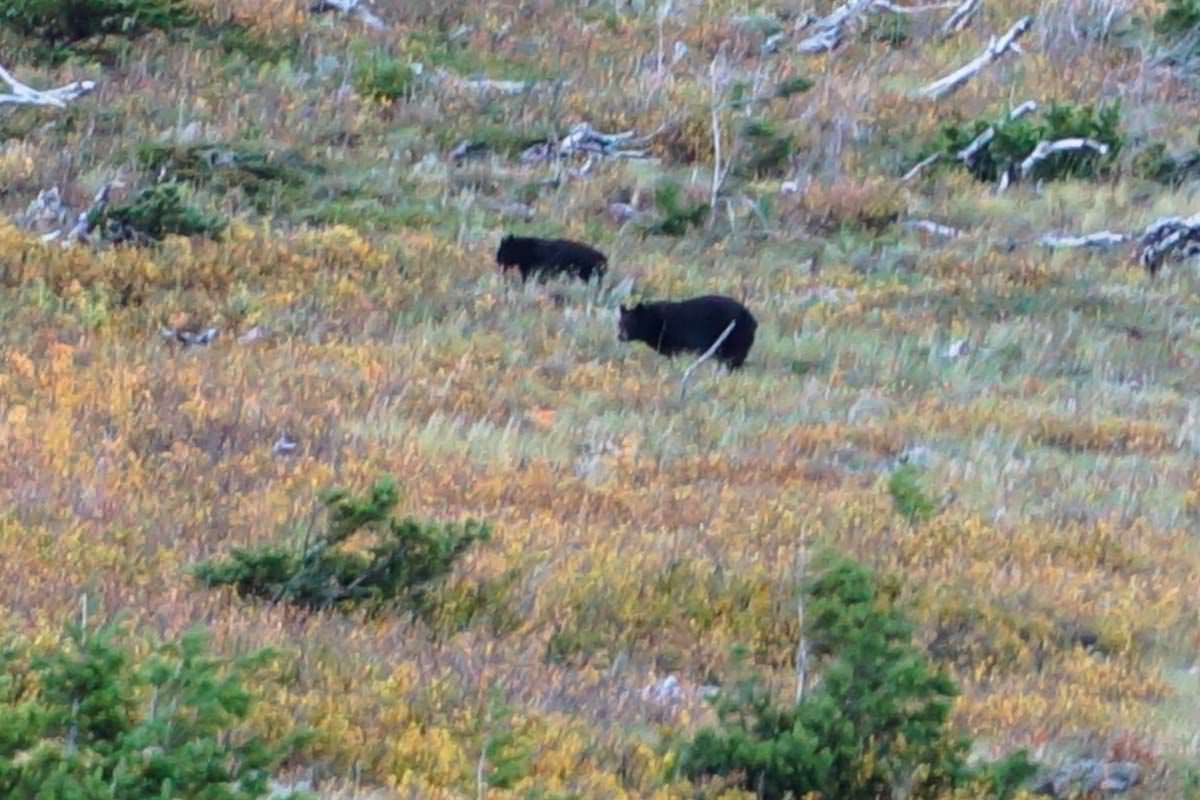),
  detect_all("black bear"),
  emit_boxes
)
[618,295,757,369]
[496,234,608,283]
